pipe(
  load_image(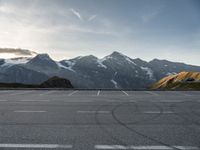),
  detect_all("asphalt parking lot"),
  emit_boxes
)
[0,90,199,150]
